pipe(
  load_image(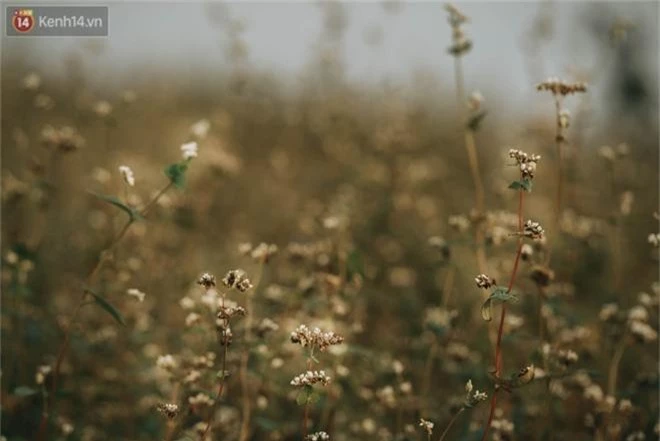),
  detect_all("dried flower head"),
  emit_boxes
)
[290,370,331,387]
[523,220,545,240]
[465,379,488,407]
[445,4,472,56]
[197,272,216,289]
[156,403,180,420]
[222,269,253,292]
[475,274,496,290]
[536,77,587,96]
[41,125,85,152]
[217,305,247,320]
[290,325,344,351]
